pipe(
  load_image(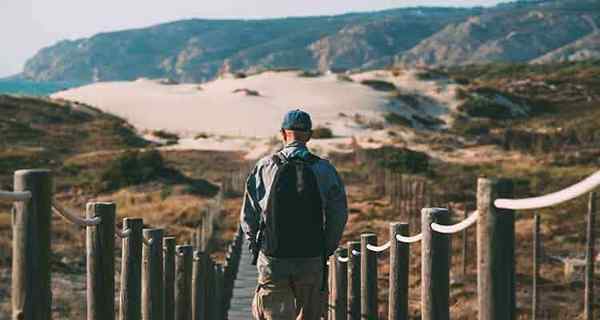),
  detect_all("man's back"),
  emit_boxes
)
[240,109,348,320]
